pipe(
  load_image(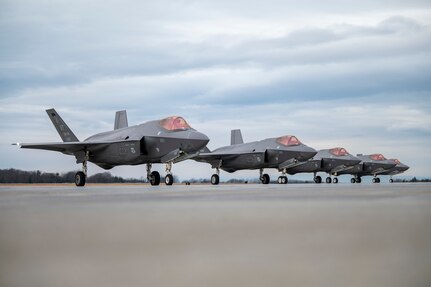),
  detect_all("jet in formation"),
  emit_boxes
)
[194,129,317,184]
[337,154,399,183]
[285,147,361,183]
[379,159,410,183]
[15,109,209,186]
